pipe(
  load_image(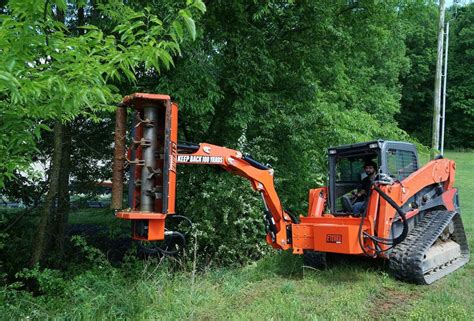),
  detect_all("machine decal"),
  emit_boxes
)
[169,142,177,172]
[177,155,224,164]
[326,234,342,244]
